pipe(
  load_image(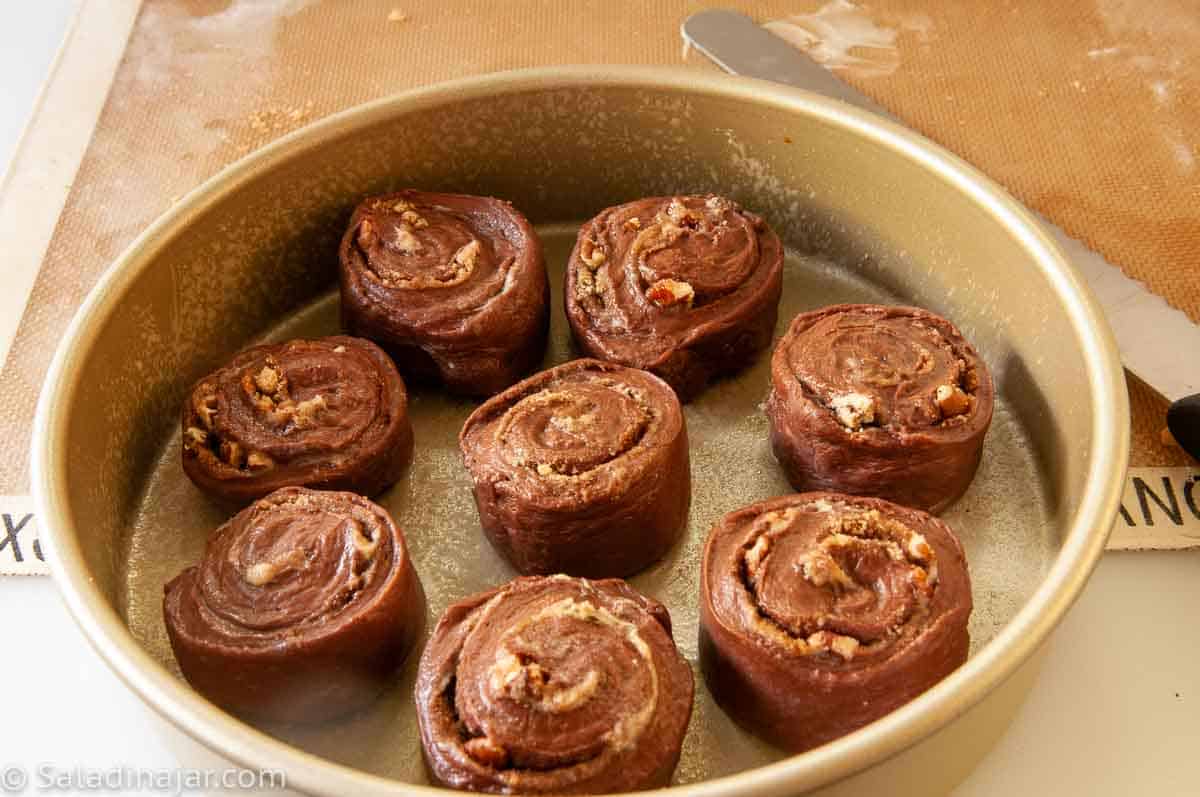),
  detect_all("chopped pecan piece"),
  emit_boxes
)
[574,268,596,300]
[292,395,328,428]
[393,227,423,254]
[246,451,274,471]
[400,210,428,228]
[664,198,701,228]
[195,394,218,429]
[829,634,860,661]
[906,532,933,563]
[254,366,281,395]
[357,219,378,248]
[646,278,695,309]
[935,384,971,418]
[219,440,245,468]
[829,392,876,430]
[580,239,606,268]
[184,426,208,448]
[454,240,481,271]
